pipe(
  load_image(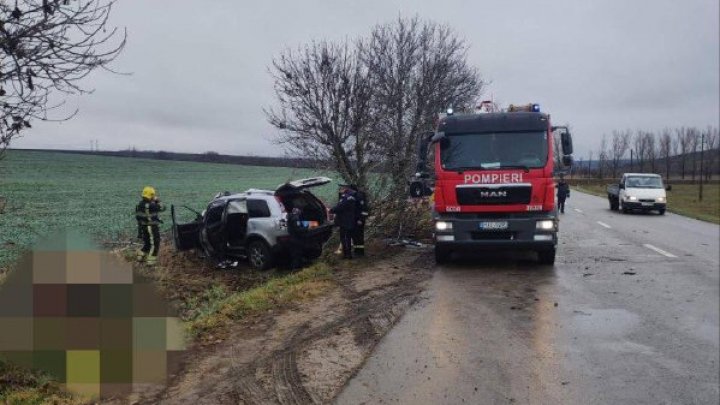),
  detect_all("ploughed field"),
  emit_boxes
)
[0,150,336,272]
